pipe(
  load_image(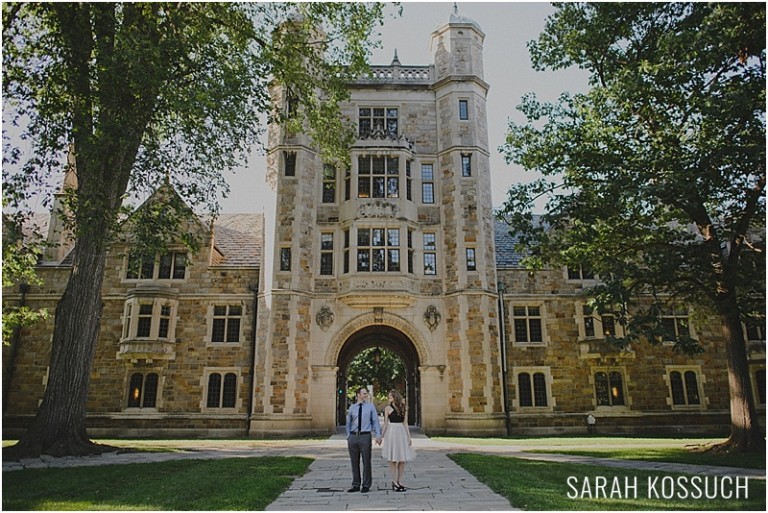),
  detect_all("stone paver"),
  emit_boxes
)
[266,432,515,511]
